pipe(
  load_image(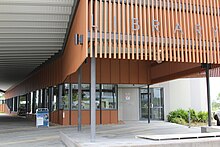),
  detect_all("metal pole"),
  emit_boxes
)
[49,87,53,121]
[58,84,63,124]
[17,96,20,111]
[69,84,72,125]
[26,95,28,114]
[91,49,96,142]
[188,110,191,128]
[78,66,82,131]
[205,63,212,126]
[32,92,36,113]
[99,84,102,124]
[12,97,15,112]
[147,85,150,124]
[28,93,31,113]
